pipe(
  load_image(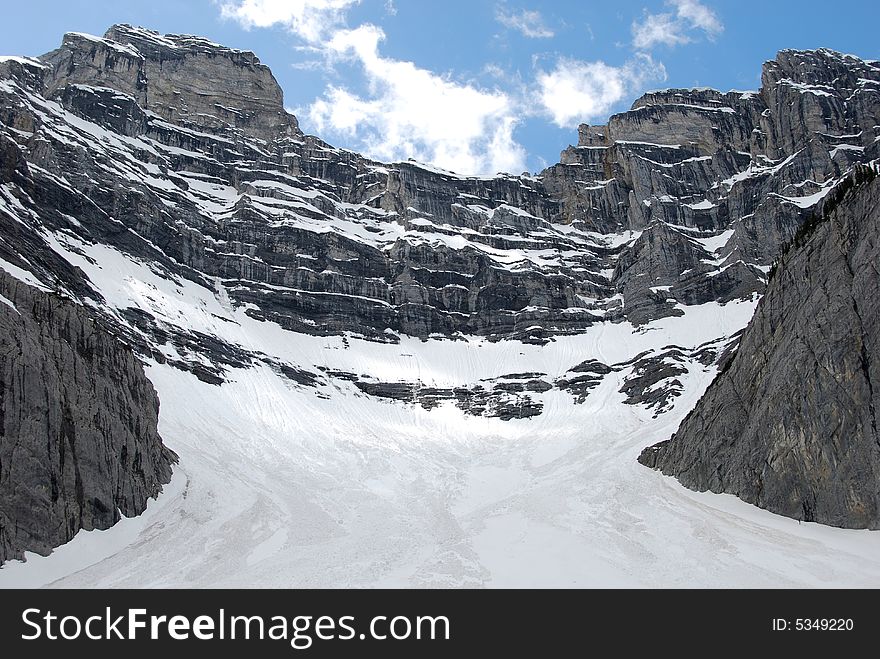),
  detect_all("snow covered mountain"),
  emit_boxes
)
[1,25,879,586]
